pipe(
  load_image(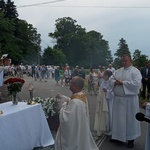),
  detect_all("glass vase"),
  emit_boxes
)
[12,93,18,105]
